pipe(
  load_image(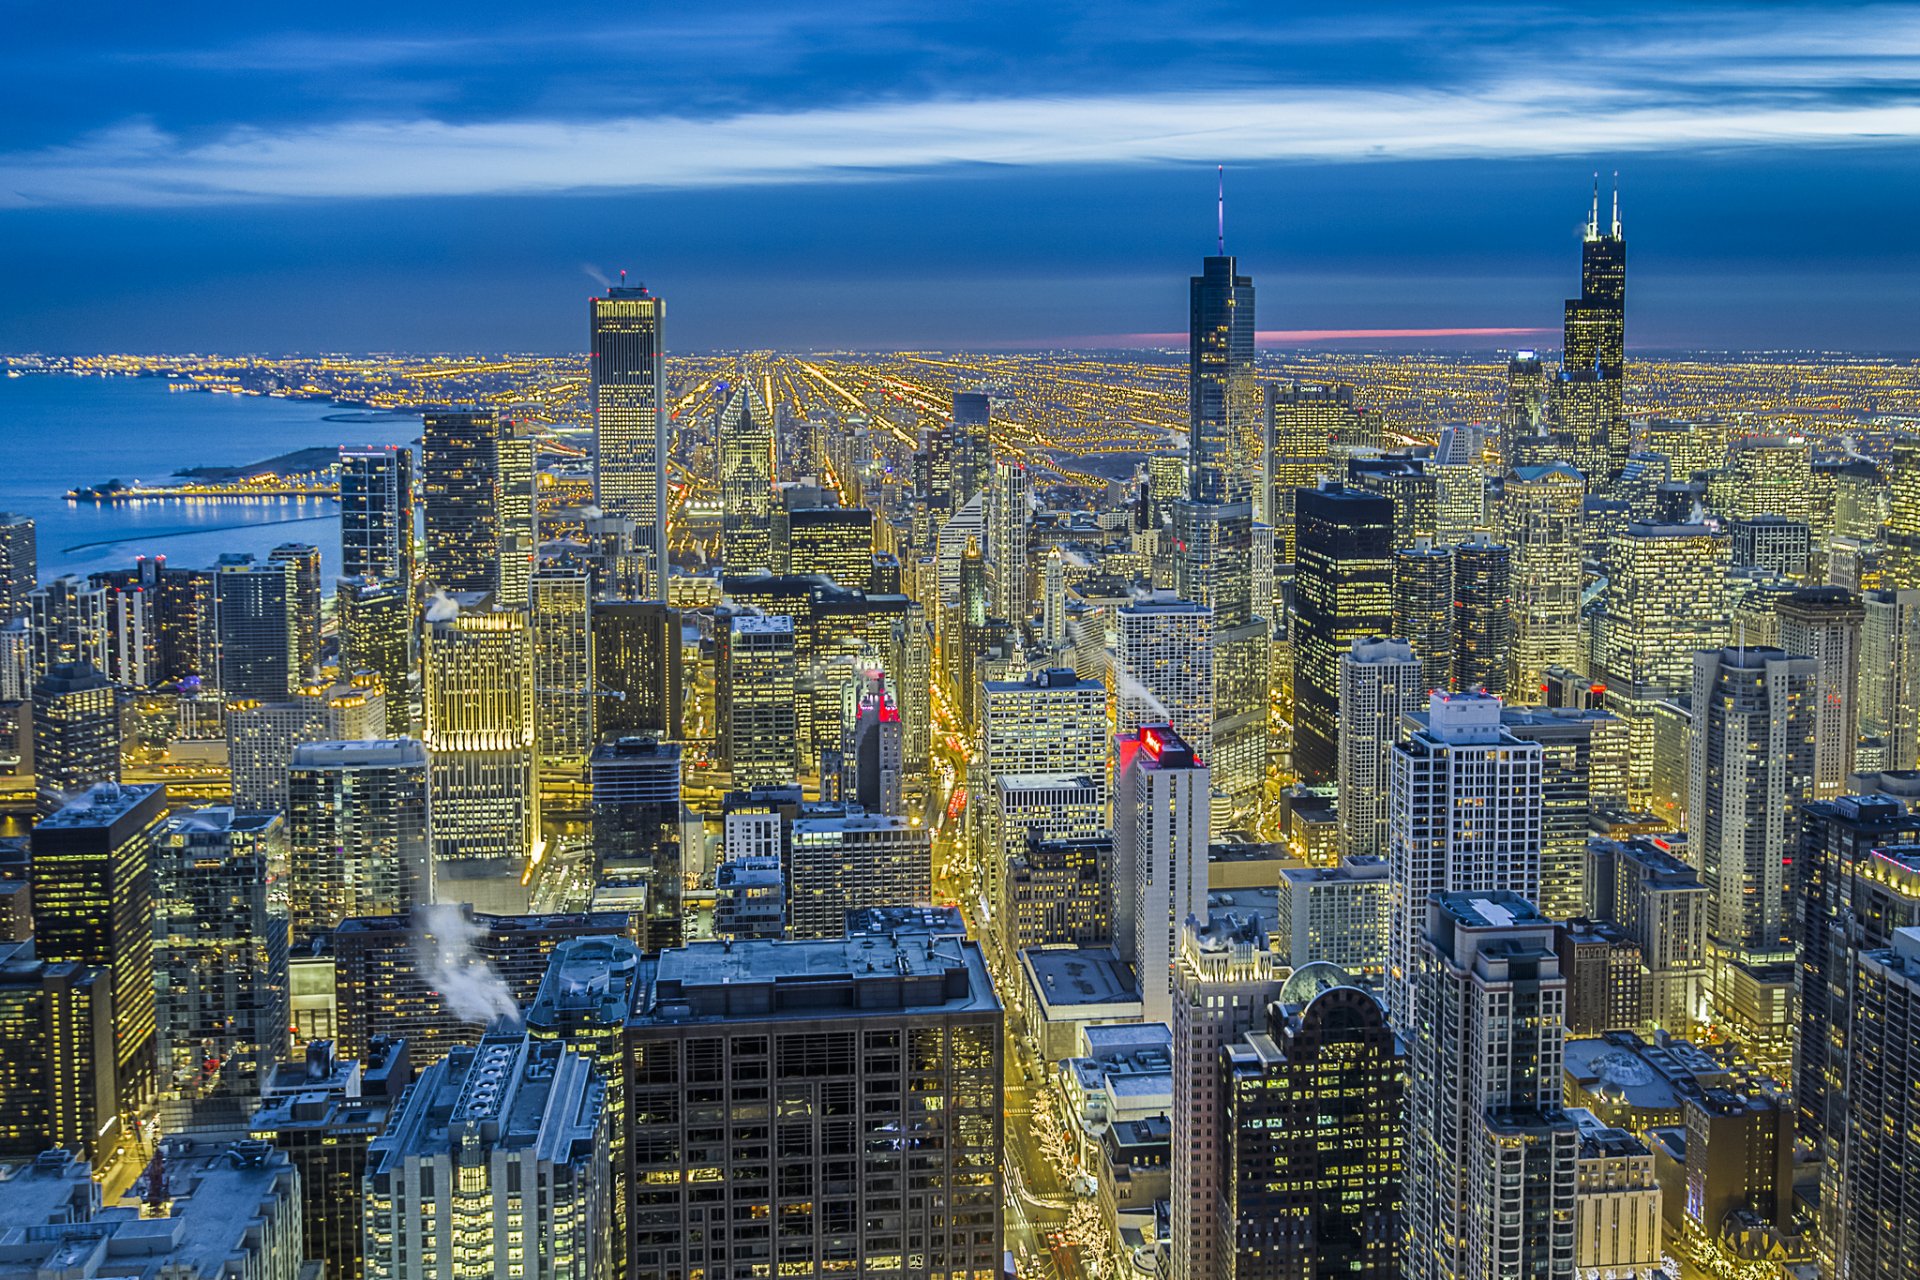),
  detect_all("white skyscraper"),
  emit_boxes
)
[1113,596,1214,761]
[1338,636,1423,860]
[1042,545,1067,651]
[989,458,1030,623]
[1386,690,1545,1028]
[1114,724,1210,1024]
